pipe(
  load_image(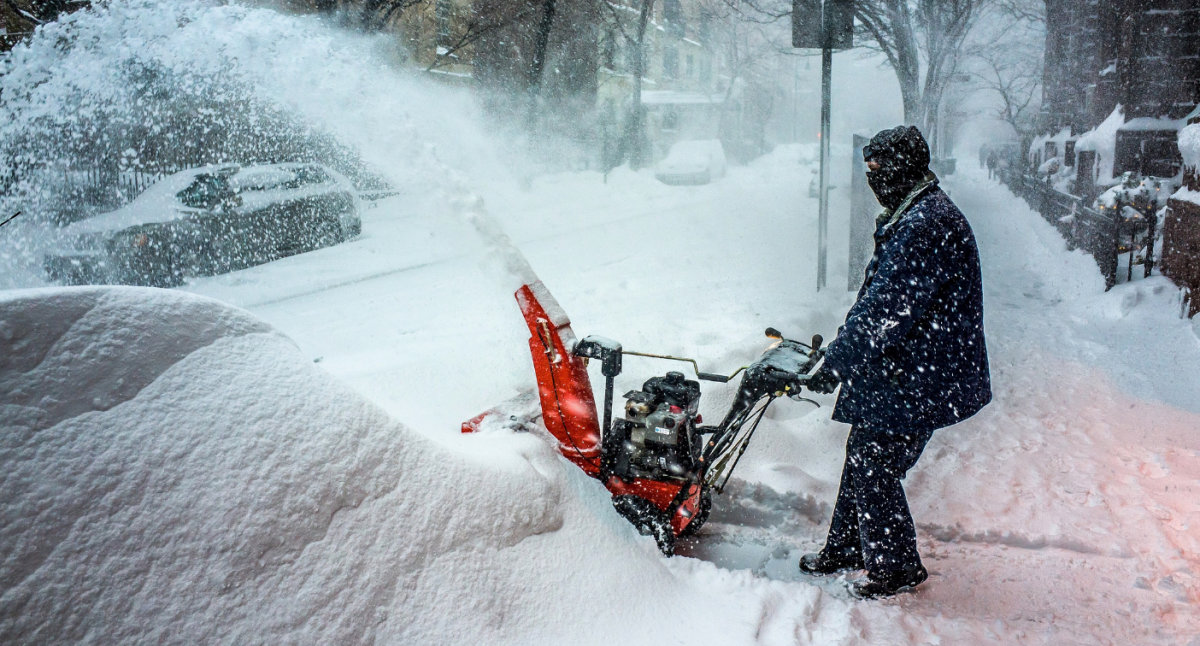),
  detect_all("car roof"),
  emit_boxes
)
[62,163,330,234]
